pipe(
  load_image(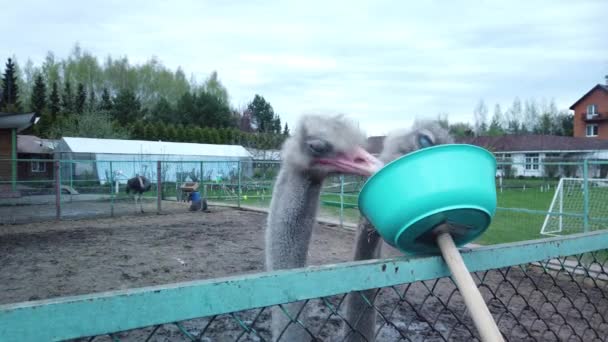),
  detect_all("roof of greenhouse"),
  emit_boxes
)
[60,137,252,158]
